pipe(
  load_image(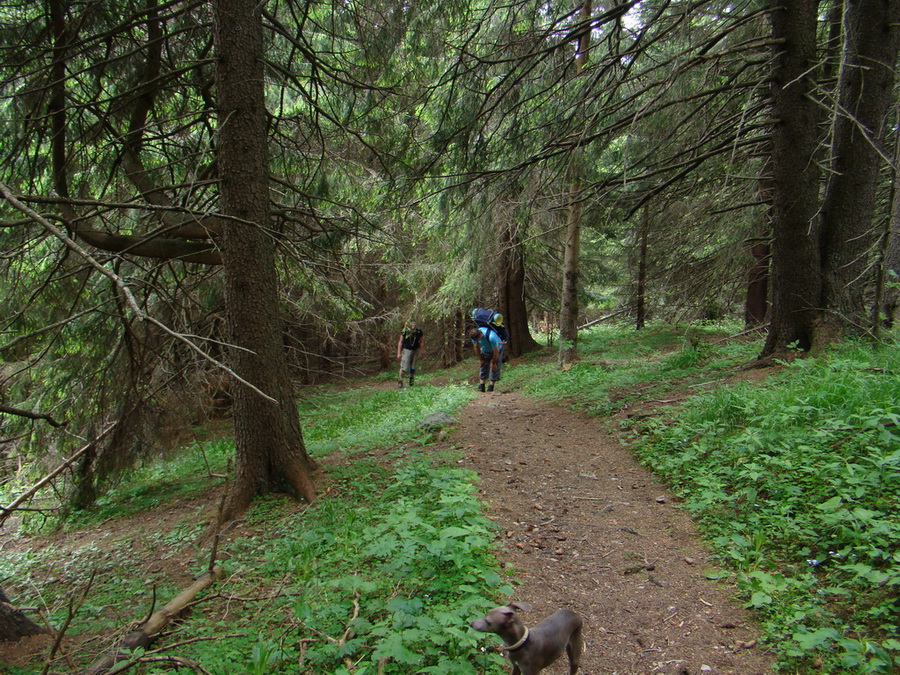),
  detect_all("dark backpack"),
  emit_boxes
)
[471,308,509,342]
[401,327,423,350]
